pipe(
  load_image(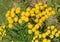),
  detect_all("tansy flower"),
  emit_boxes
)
[50,35,54,39]
[14,16,18,22]
[15,7,20,14]
[47,39,51,42]
[5,10,10,17]
[39,34,42,38]
[8,23,13,29]
[51,25,55,30]
[32,28,36,32]
[26,7,31,12]
[35,39,39,42]
[43,39,47,42]
[55,33,59,37]
[18,19,22,24]
[28,29,32,34]
[10,7,15,17]
[28,23,33,29]
[34,31,40,36]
